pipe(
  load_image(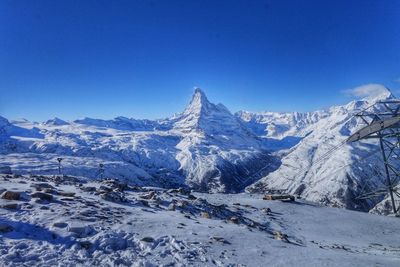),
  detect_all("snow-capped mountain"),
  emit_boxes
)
[0,89,278,193]
[171,89,278,192]
[245,87,395,211]
[236,110,330,139]
[44,117,69,126]
[0,86,397,212]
